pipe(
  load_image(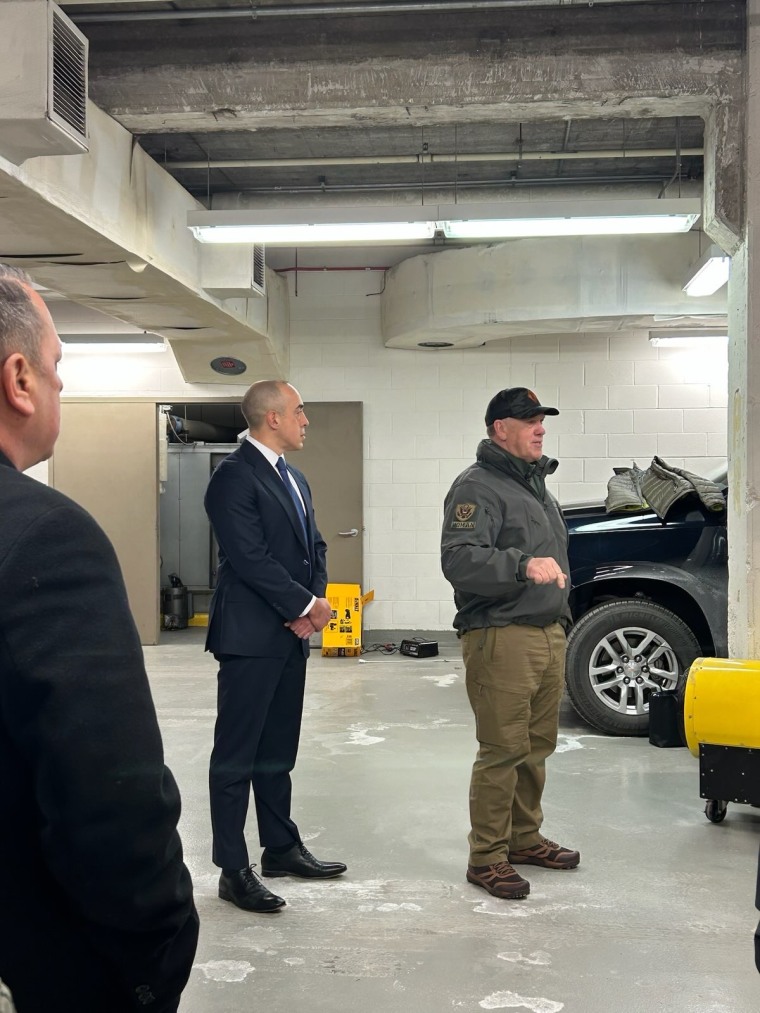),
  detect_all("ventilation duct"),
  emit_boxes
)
[0,0,88,164]
[201,243,266,298]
